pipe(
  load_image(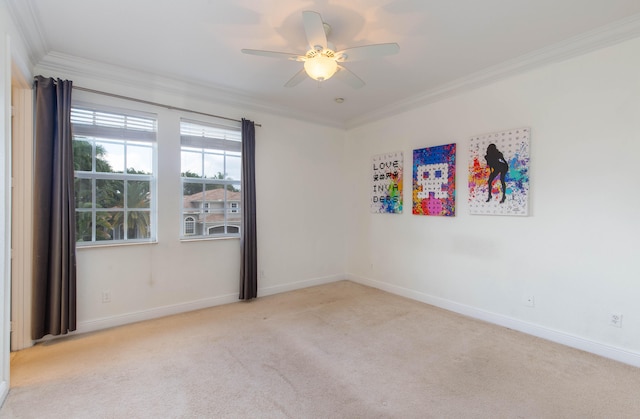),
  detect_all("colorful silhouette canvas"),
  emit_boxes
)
[468,128,530,215]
